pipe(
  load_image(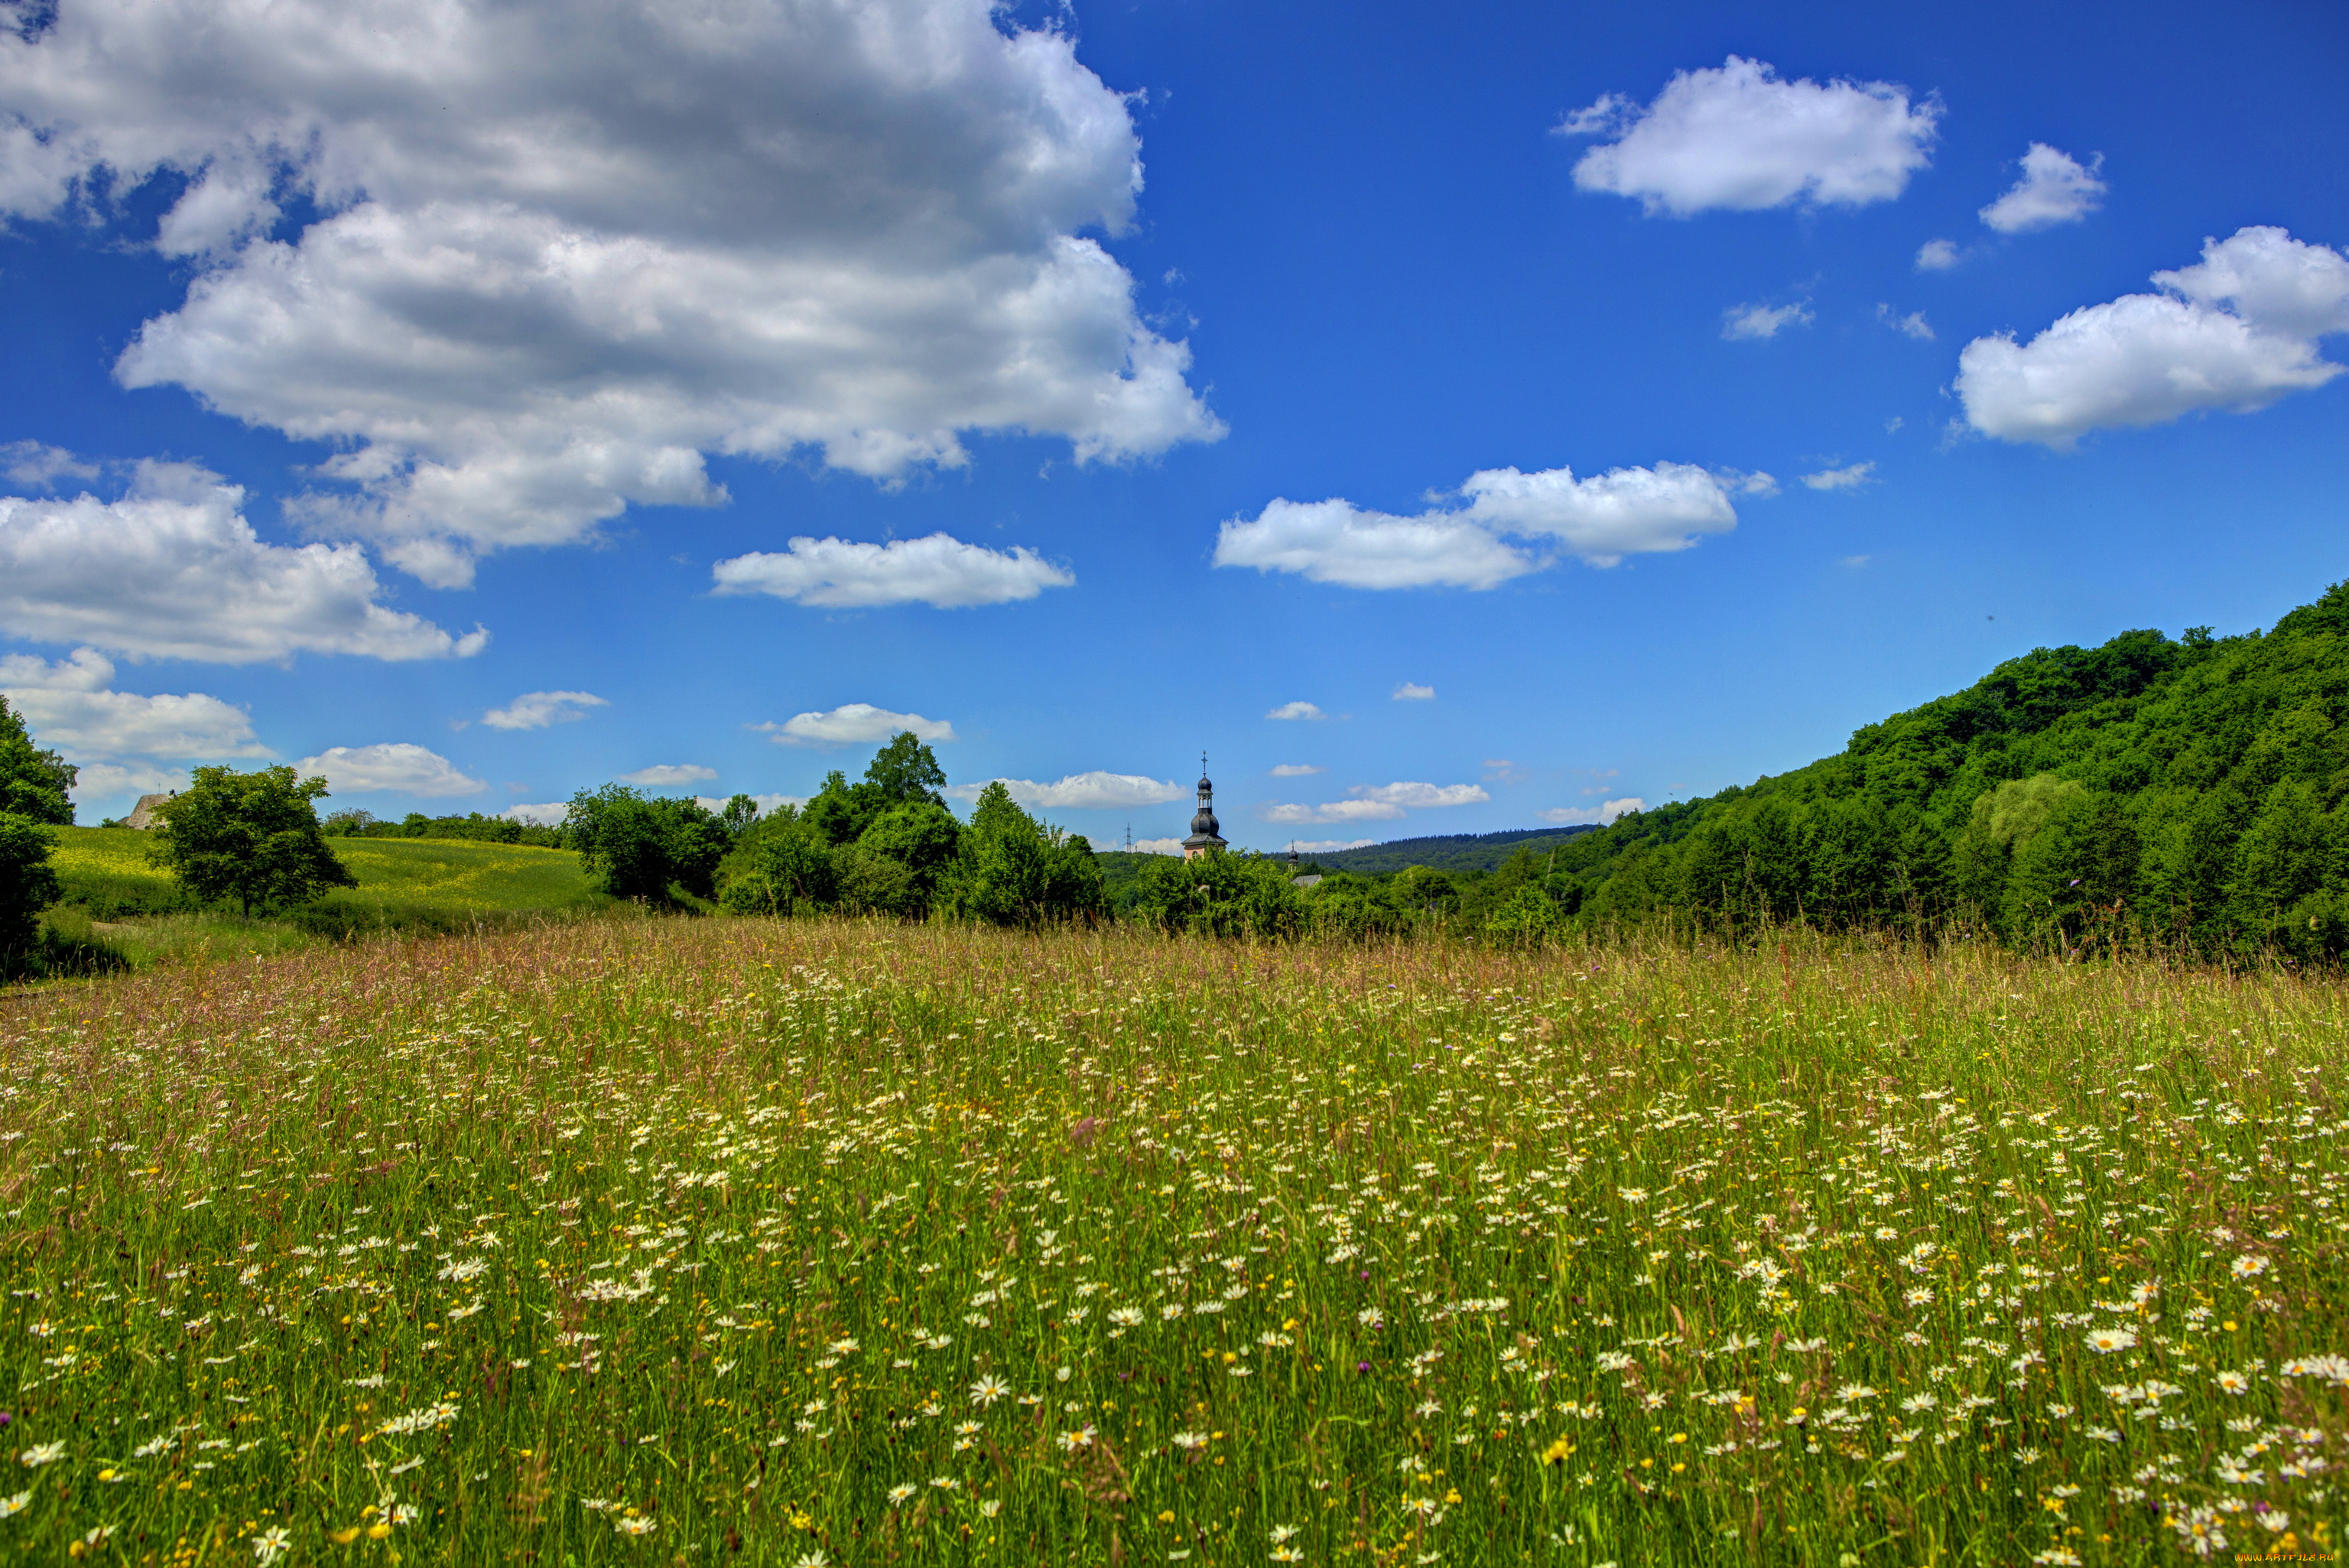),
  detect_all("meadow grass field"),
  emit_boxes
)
[37,828,609,967]
[0,917,2343,1565]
